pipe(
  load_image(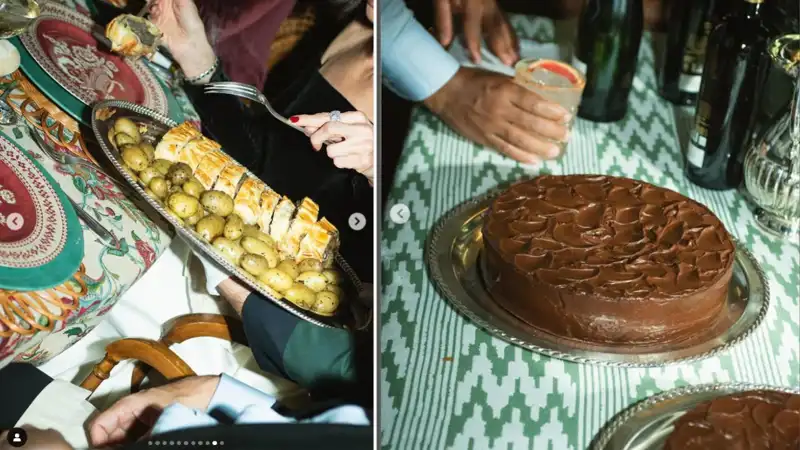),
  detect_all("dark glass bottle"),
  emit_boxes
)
[573,0,644,122]
[659,0,721,105]
[684,0,773,190]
